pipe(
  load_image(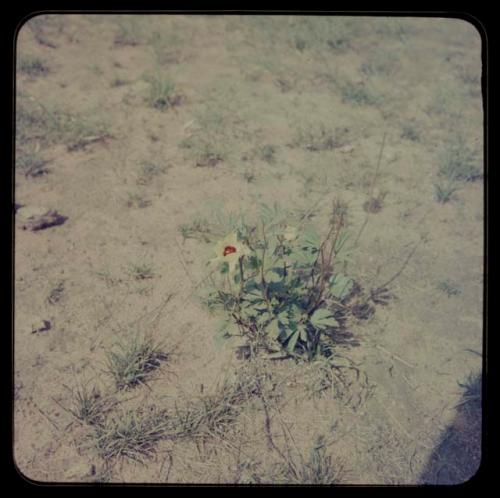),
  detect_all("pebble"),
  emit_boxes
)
[31,320,52,334]
[16,206,67,231]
